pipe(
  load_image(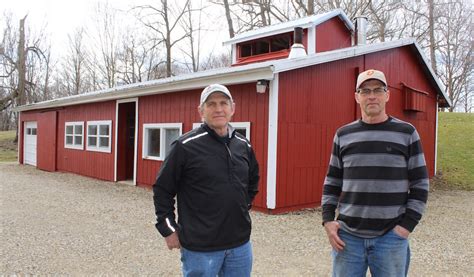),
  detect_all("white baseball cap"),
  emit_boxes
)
[356,69,387,90]
[200,84,233,106]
